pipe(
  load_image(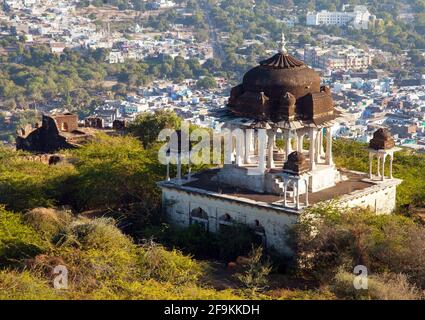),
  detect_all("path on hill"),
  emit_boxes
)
[203,2,226,62]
